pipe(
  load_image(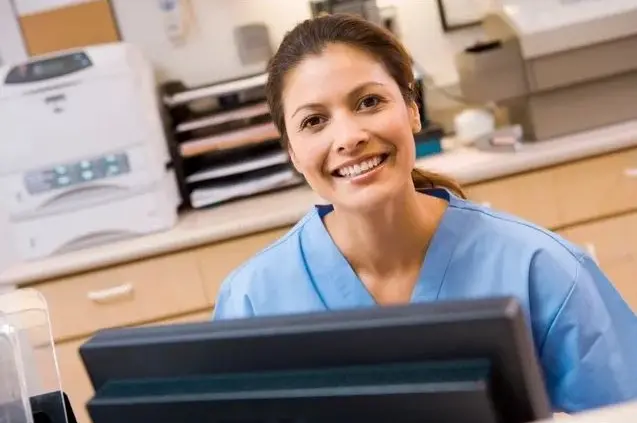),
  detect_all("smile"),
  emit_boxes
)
[333,153,389,178]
